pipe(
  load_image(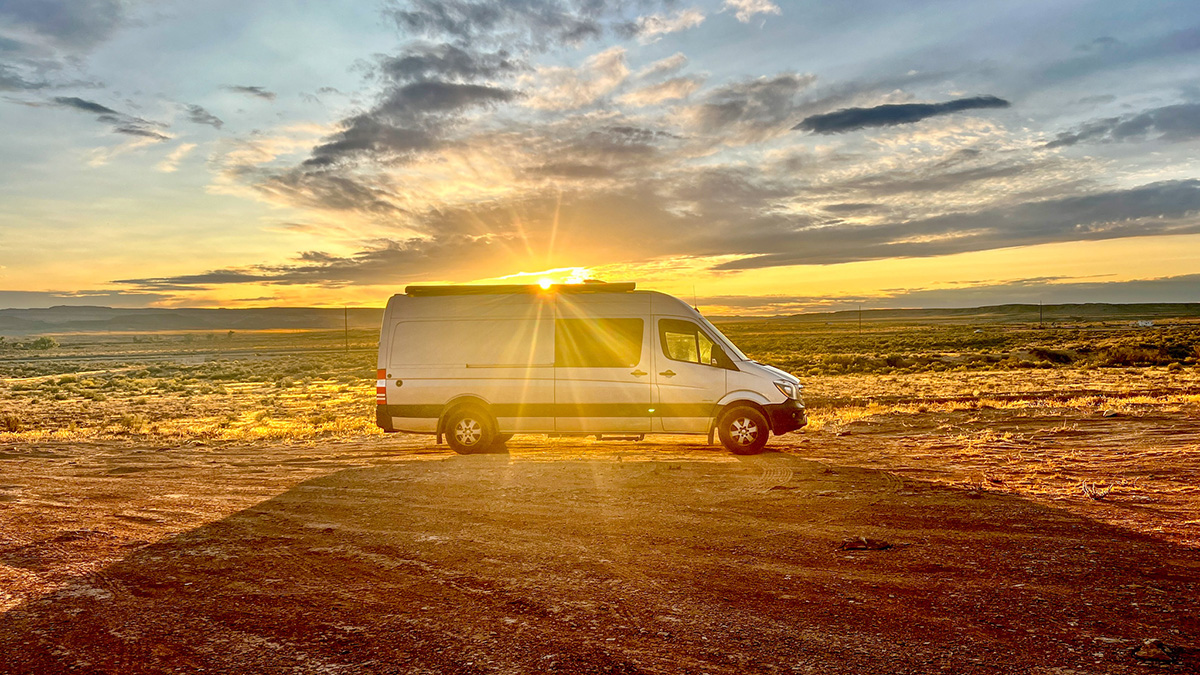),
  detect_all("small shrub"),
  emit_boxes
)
[1,415,23,432]
[117,414,147,432]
